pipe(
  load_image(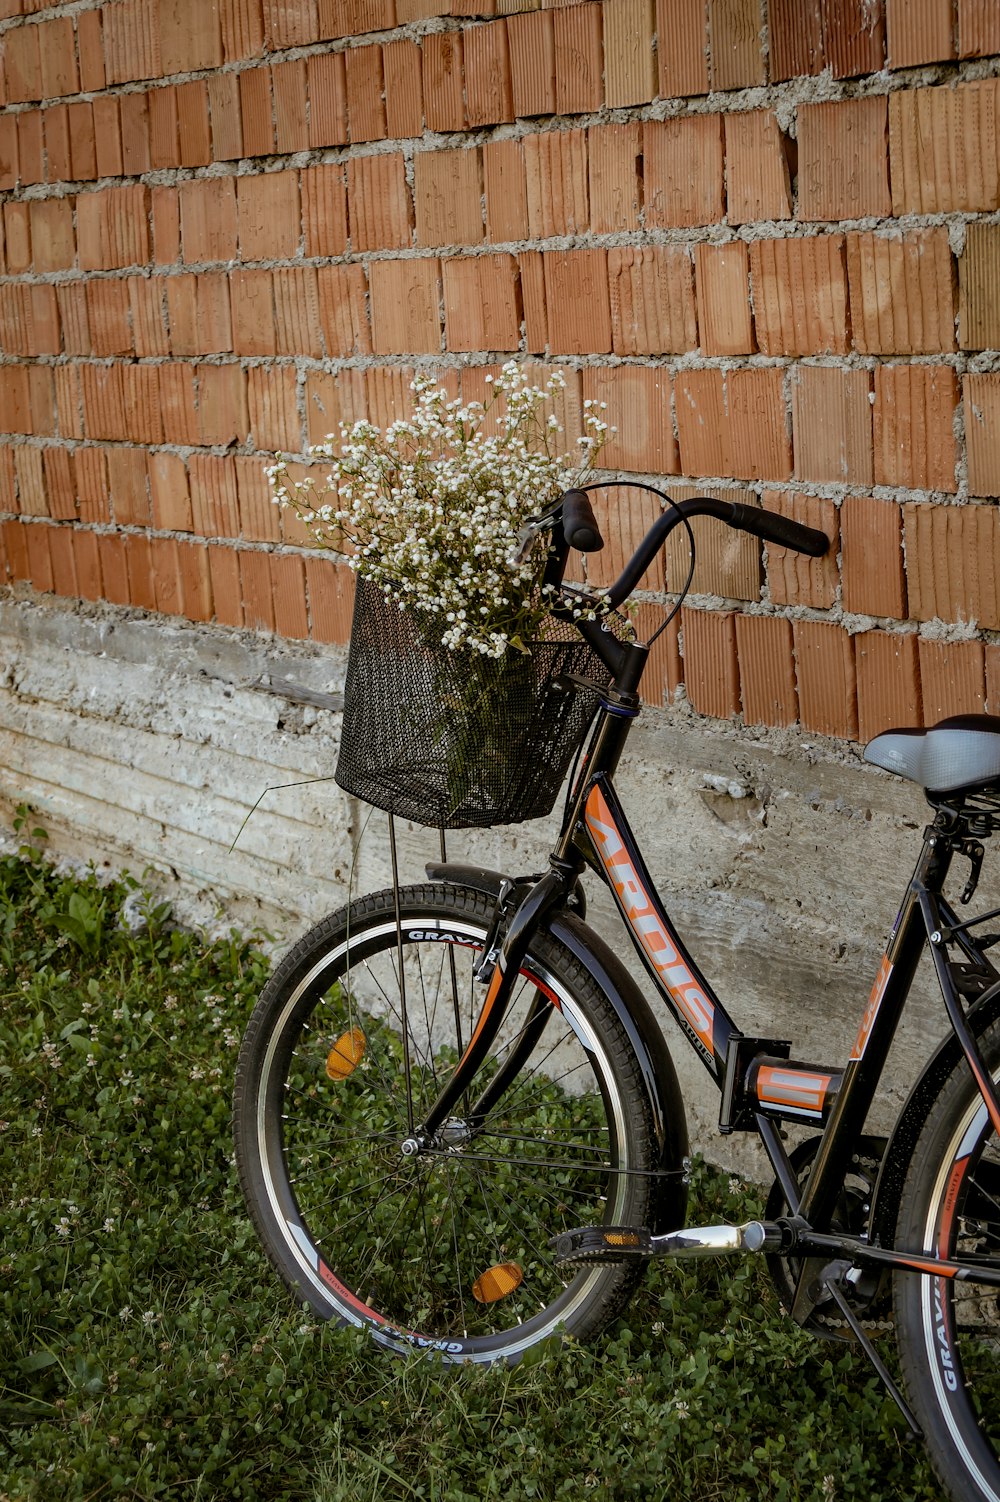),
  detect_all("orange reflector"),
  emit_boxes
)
[604,1232,640,1247]
[472,1262,524,1304]
[326,1029,366,1080]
